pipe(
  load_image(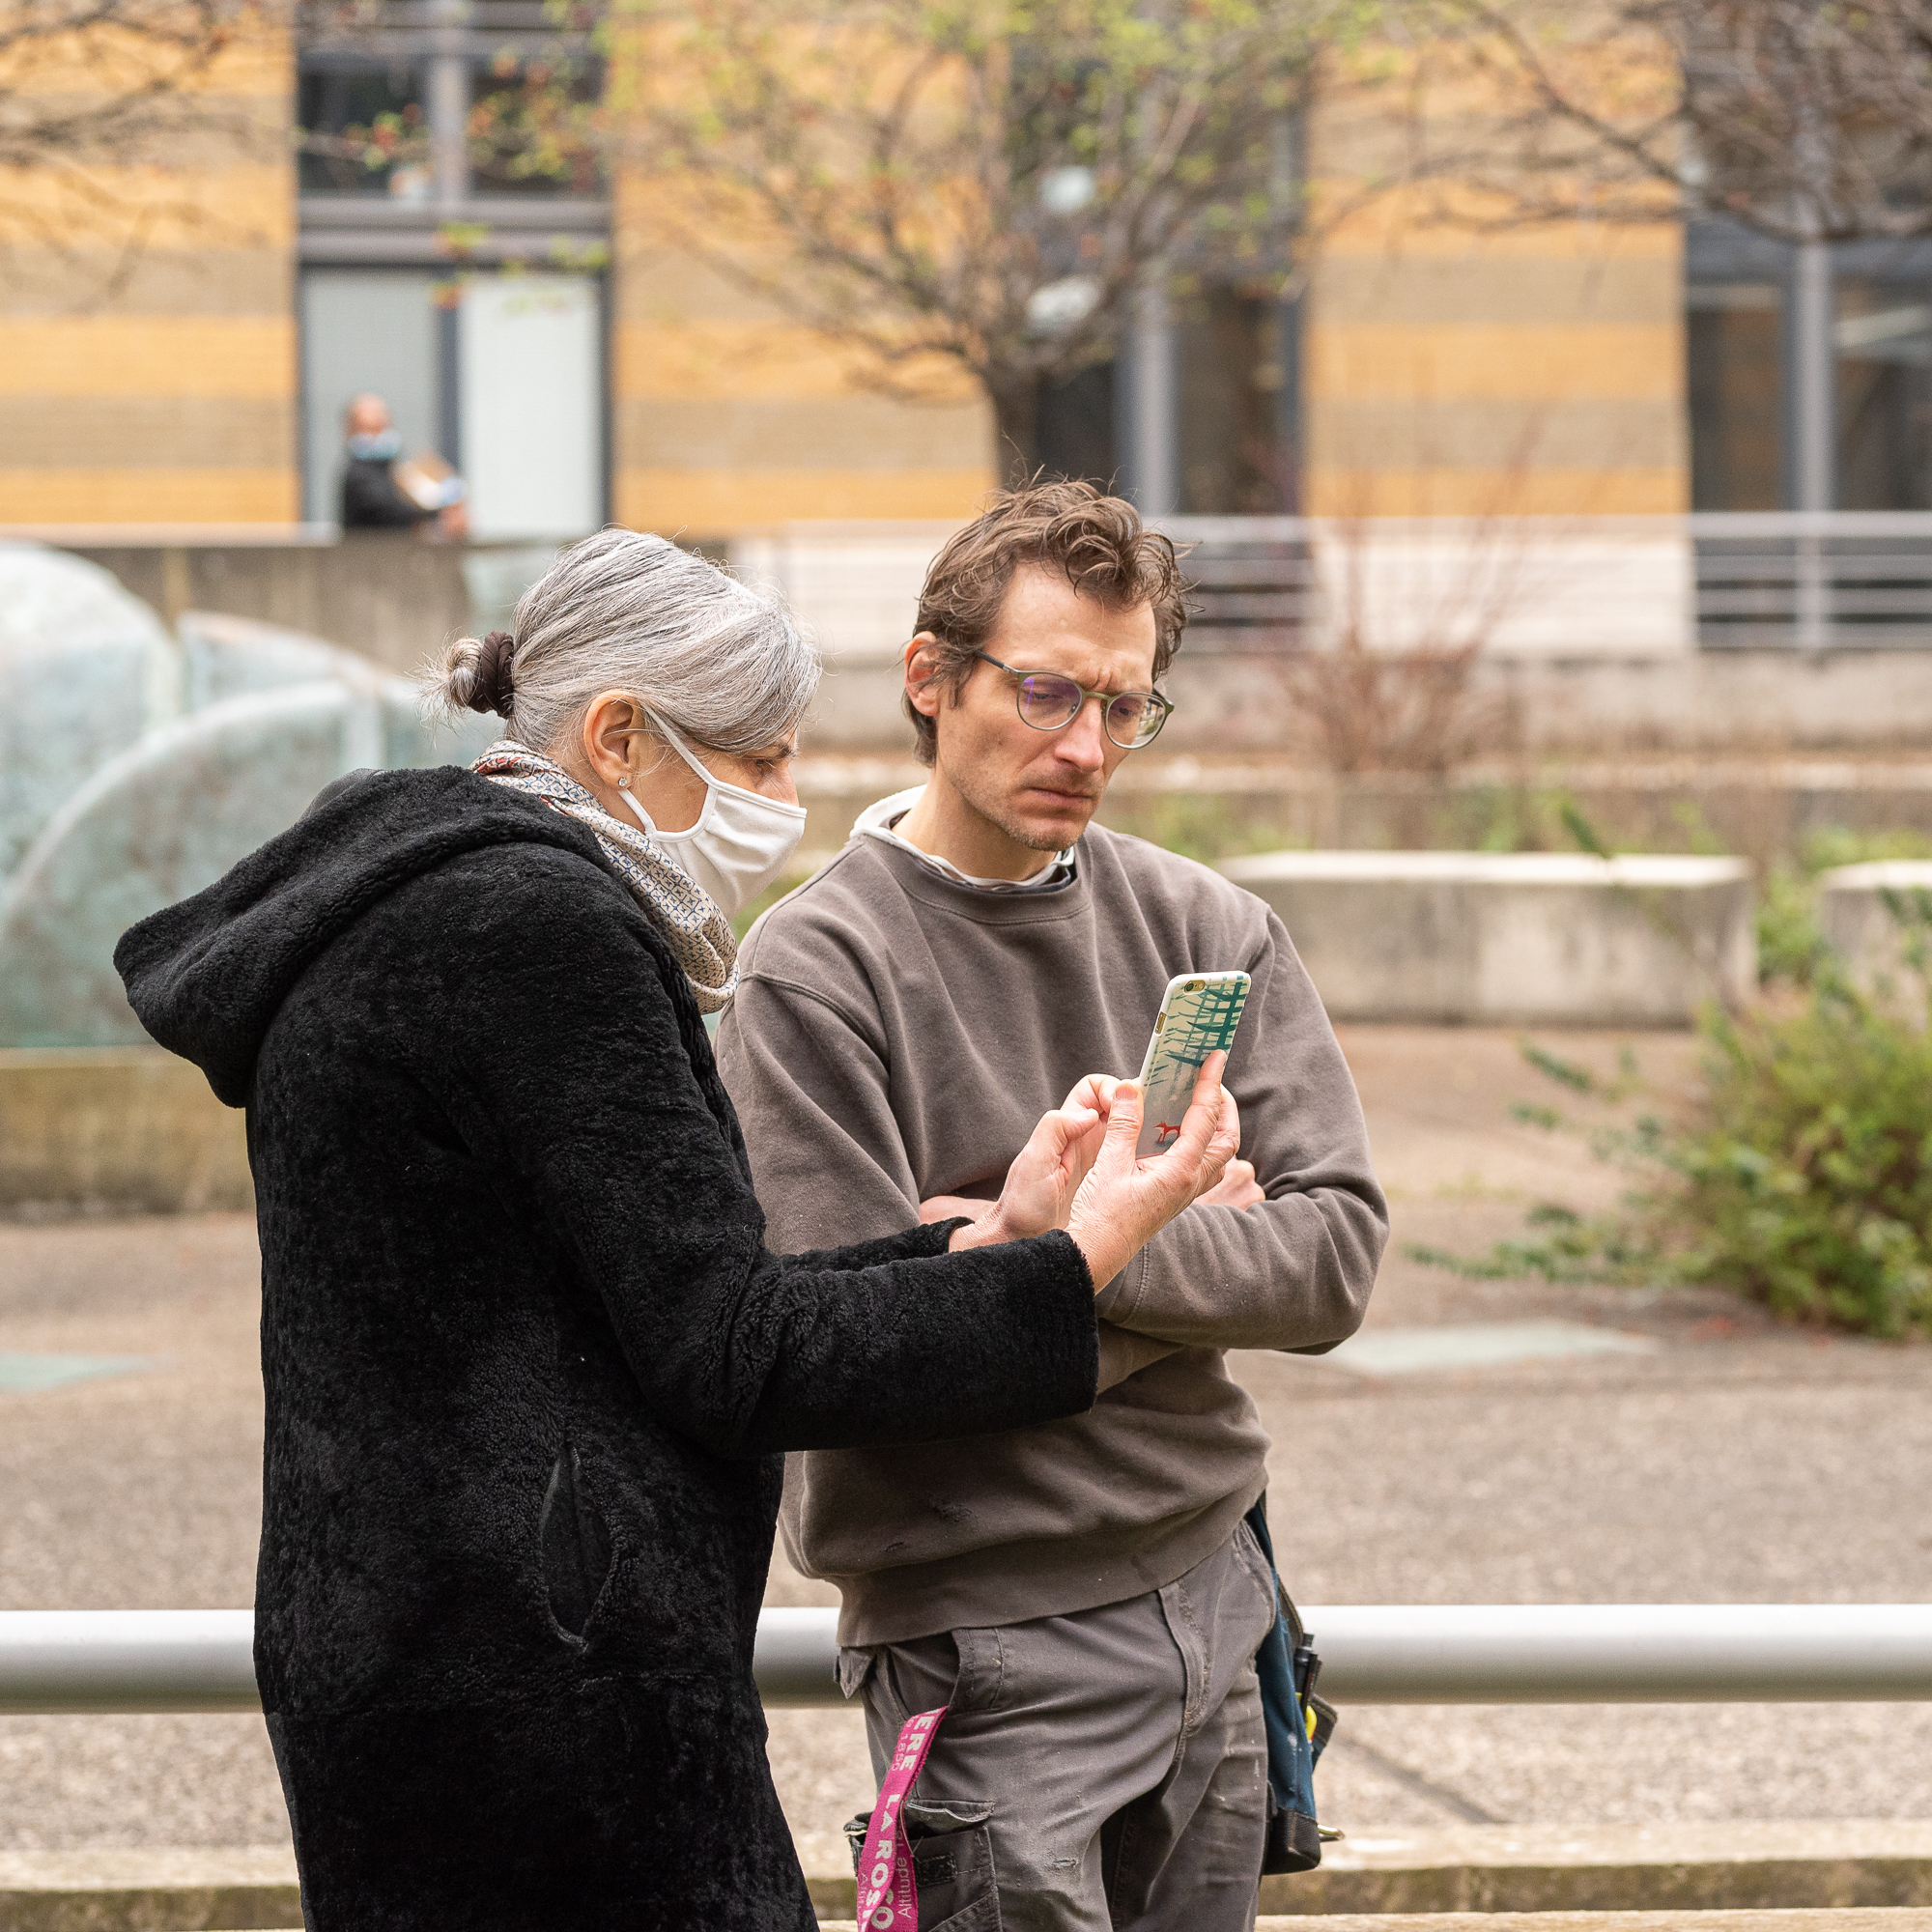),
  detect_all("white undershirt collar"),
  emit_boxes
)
[853,785,1077,893]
